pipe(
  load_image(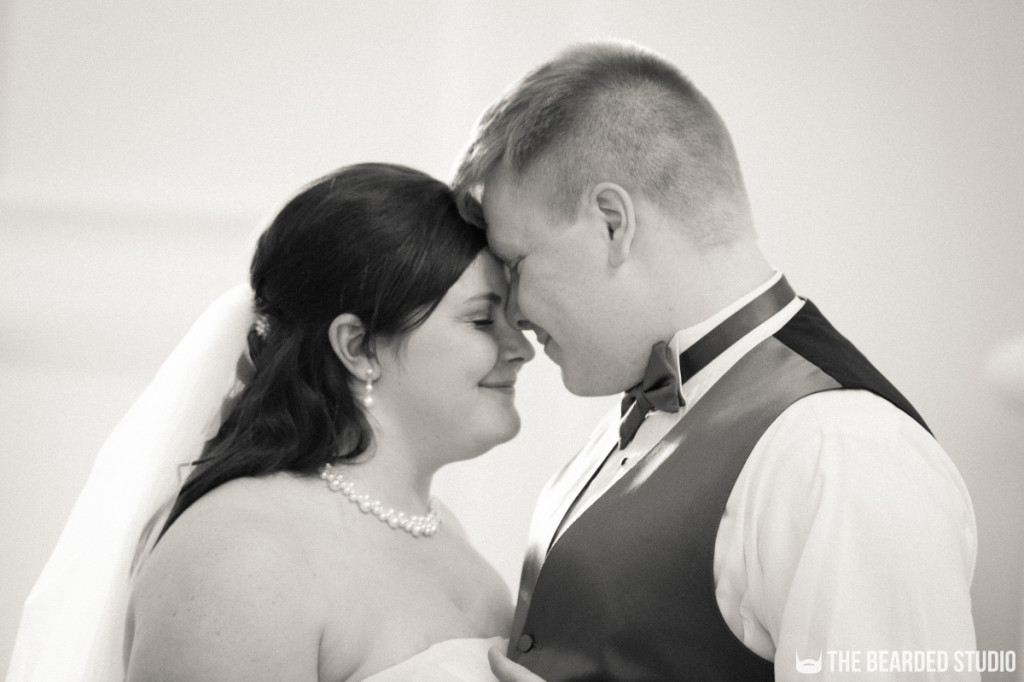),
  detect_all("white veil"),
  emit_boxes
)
[6,284,255,682]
